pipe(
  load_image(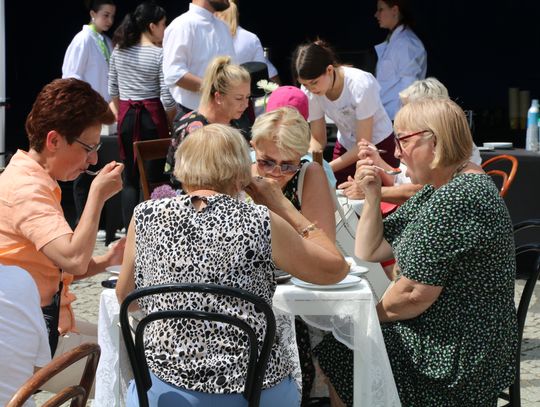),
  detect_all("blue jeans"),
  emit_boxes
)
[126,371,300,407]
